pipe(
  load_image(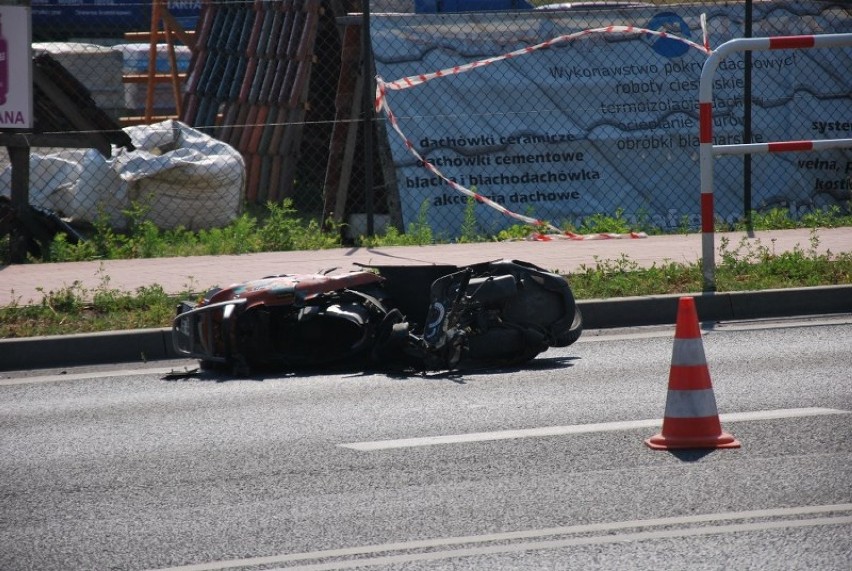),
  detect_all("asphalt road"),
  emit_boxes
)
[1,316,850,570]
